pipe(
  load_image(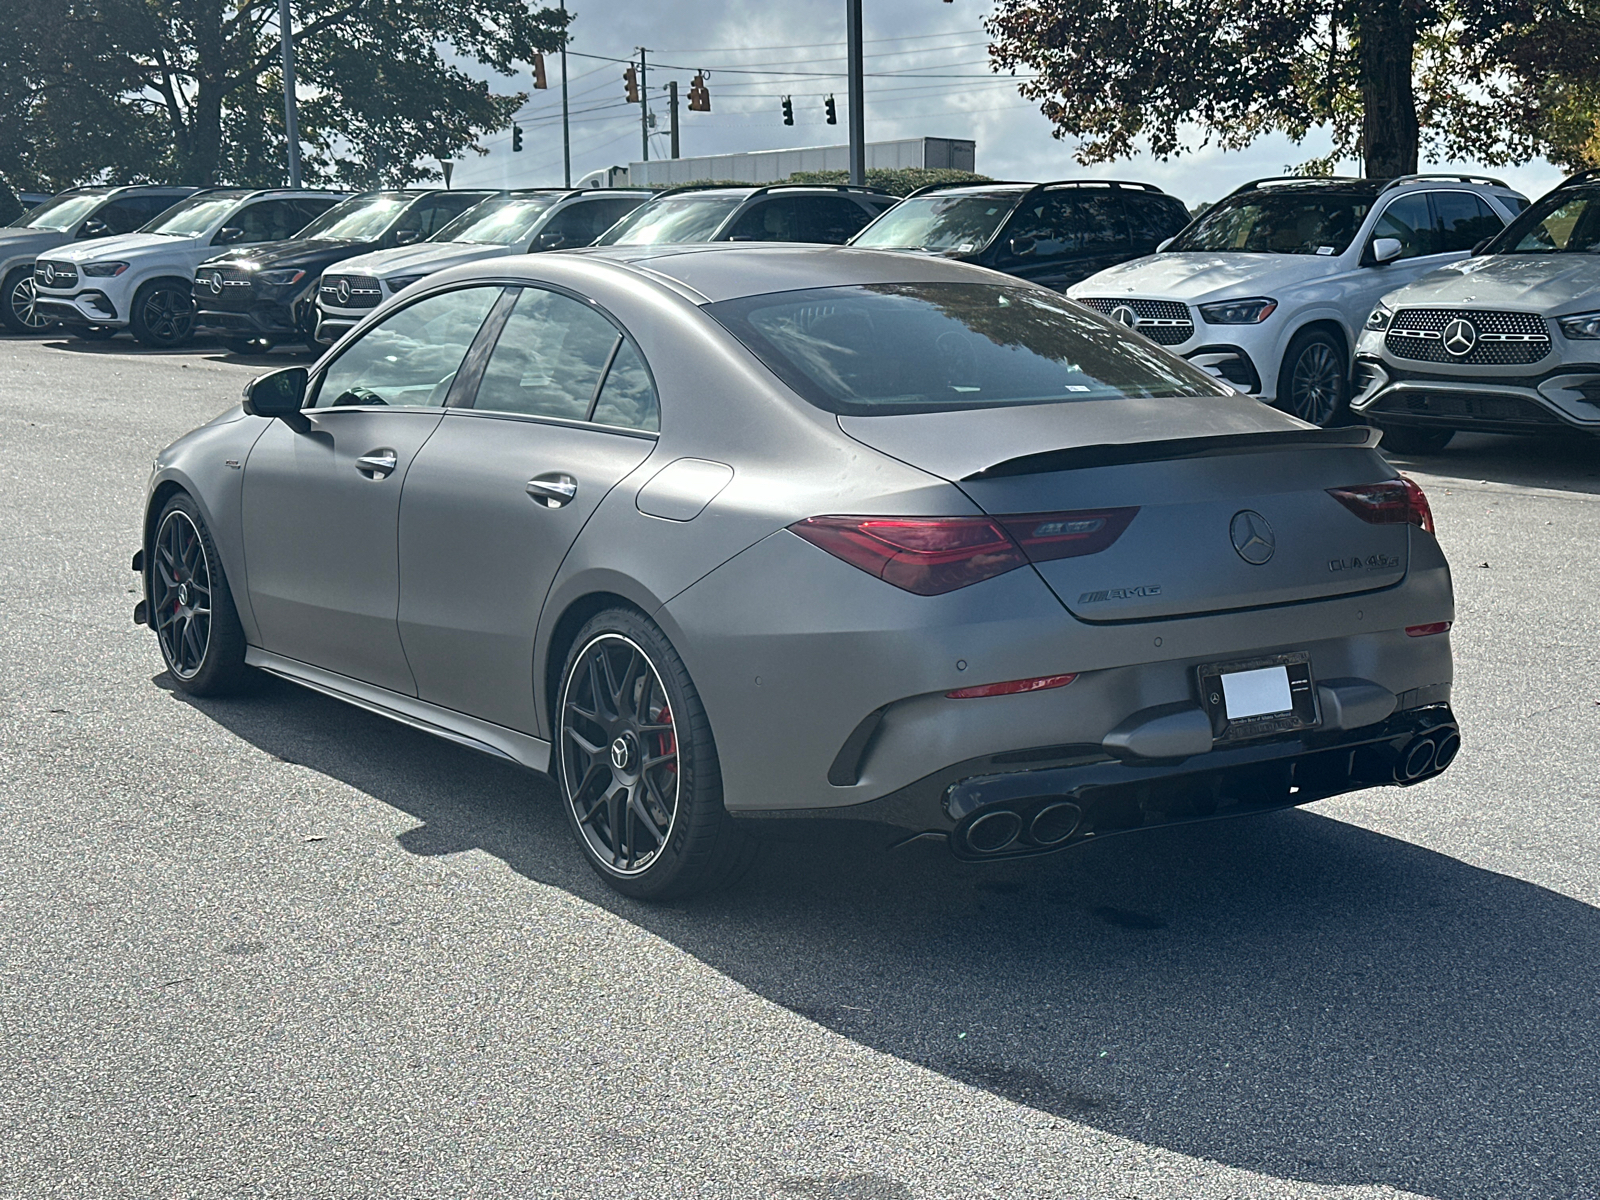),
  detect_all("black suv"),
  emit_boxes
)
[192,188,493,353]
[849,180,1191,290]
[592,185,898,247]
